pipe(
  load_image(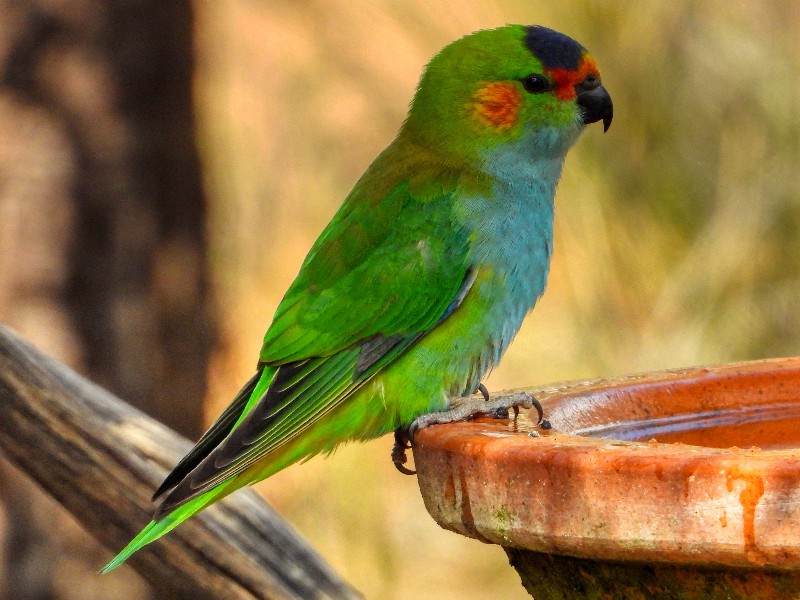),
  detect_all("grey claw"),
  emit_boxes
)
[394,462,417,476]
[530,395,544,425]
[477,383,490,402]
